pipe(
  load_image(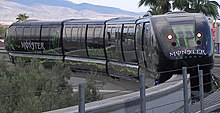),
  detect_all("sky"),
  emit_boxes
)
[68,0,148,12]
[68,0,220,13]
